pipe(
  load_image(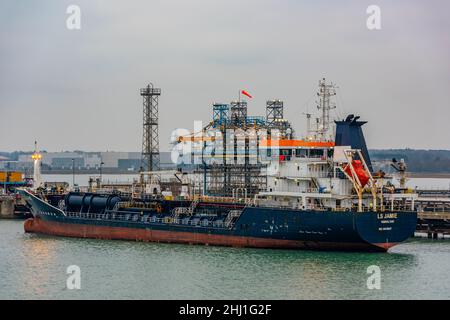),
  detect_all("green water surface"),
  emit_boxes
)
[0,220,448,299]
